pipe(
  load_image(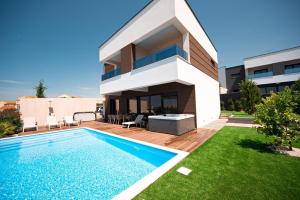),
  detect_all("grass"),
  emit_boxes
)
[136,126,300,200]
[221,110,254,118]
